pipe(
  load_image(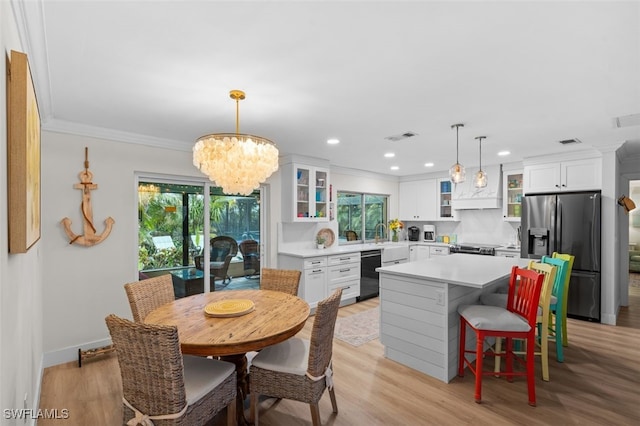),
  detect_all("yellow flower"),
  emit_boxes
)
[388,218,404,231]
